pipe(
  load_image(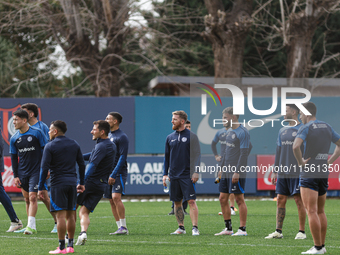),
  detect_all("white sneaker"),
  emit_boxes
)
[265,231,283,239]
[322,247,326,253]
[51,224,58,233]
[75,232,87,245]
[192,228,200,236]
[232,229,247,236]
[301,246,324,254]
[214,228,233,236]
[230,208,236,216]
[6,220,23,232]
[295,232,307,239]
[170,228,186,235]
